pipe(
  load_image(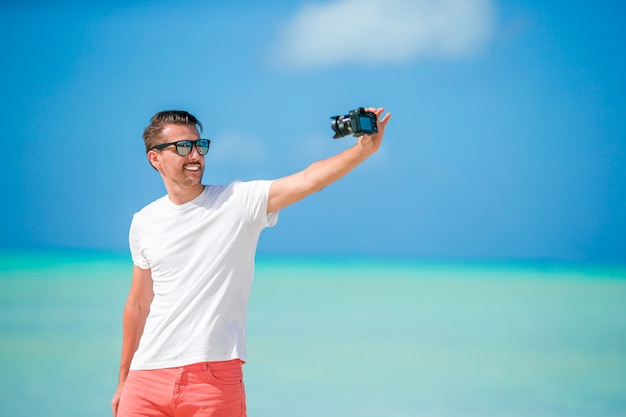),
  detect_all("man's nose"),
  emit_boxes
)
[188,143,202,160]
